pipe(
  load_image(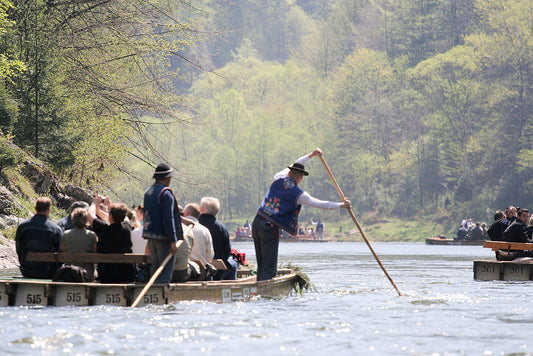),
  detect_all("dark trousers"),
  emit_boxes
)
[252,215,279,281]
